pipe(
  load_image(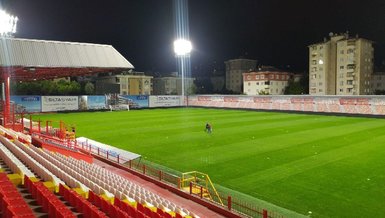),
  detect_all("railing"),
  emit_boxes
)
[190,182,285,218]
[76,143,182,188]
[80,144,287,218]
